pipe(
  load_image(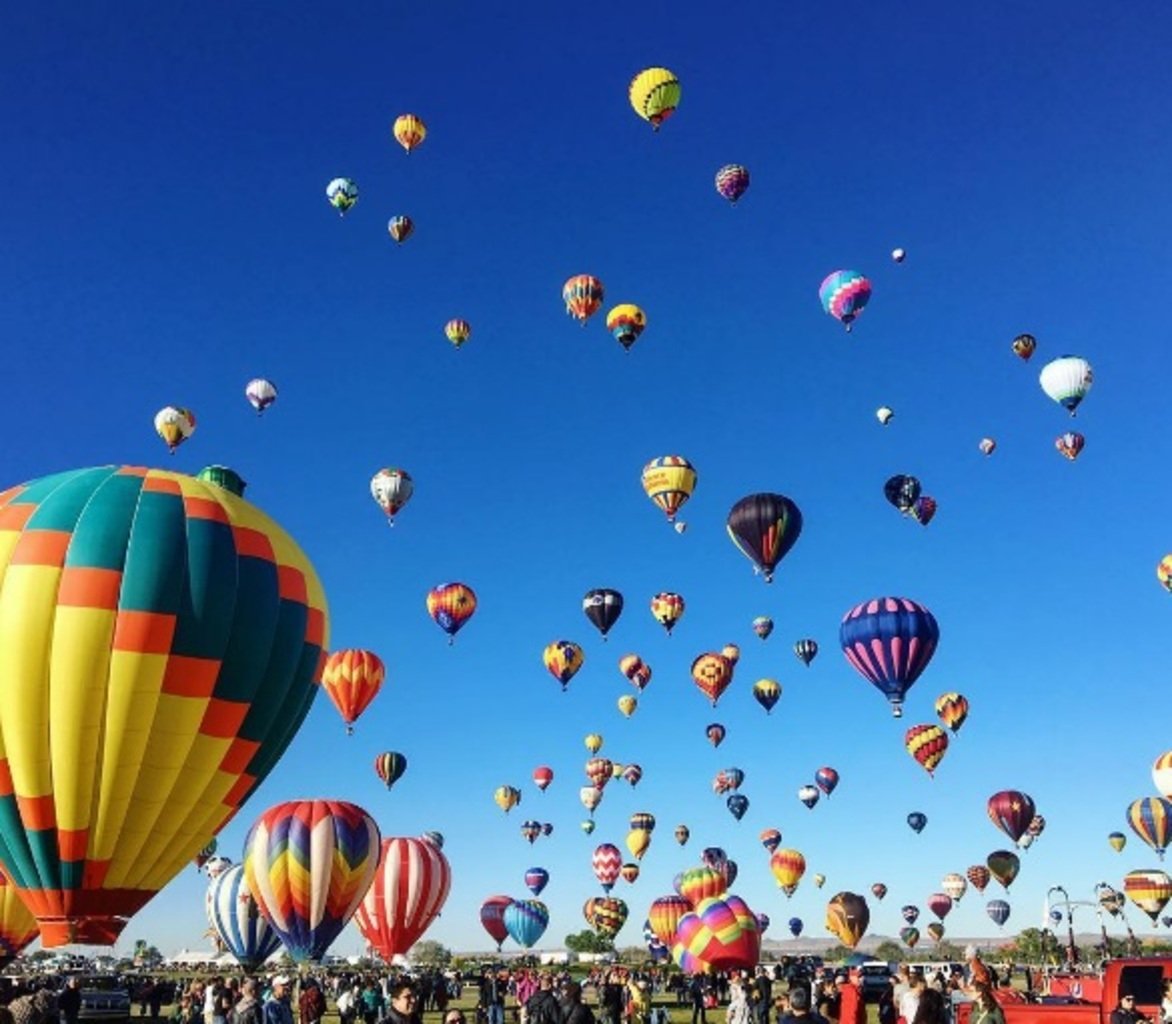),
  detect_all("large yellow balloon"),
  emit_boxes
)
[0,871,37,965]
[393,114,427,153]
[0,466,329,946]
[641,457,697,524]
[629,68,681,129]
[625,829,651,861]
[493,786,521,813]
